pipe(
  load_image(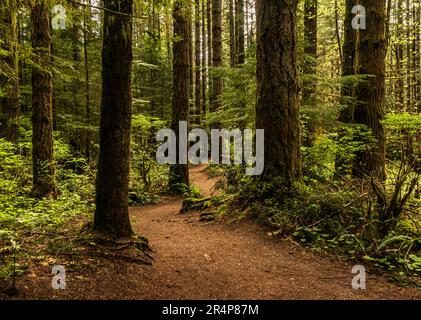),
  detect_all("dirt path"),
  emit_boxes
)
[5,165,420,300]
[127,165,420,300]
